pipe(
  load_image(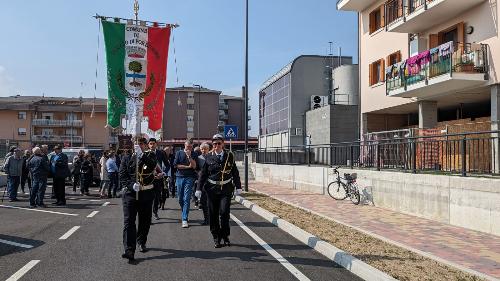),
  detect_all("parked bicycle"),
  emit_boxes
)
[327,166,360,205]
